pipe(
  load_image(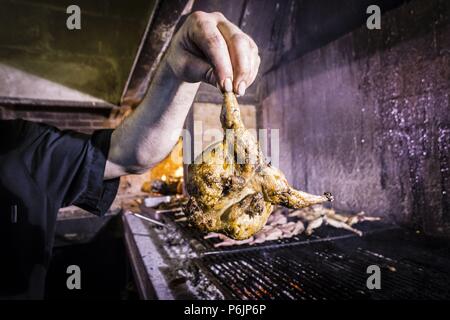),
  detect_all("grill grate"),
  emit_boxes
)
[192,230,450,300]
[161,210,388,254]
[156,210,450,300]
